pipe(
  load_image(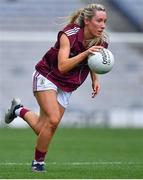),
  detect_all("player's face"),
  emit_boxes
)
[85,10,107,38]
